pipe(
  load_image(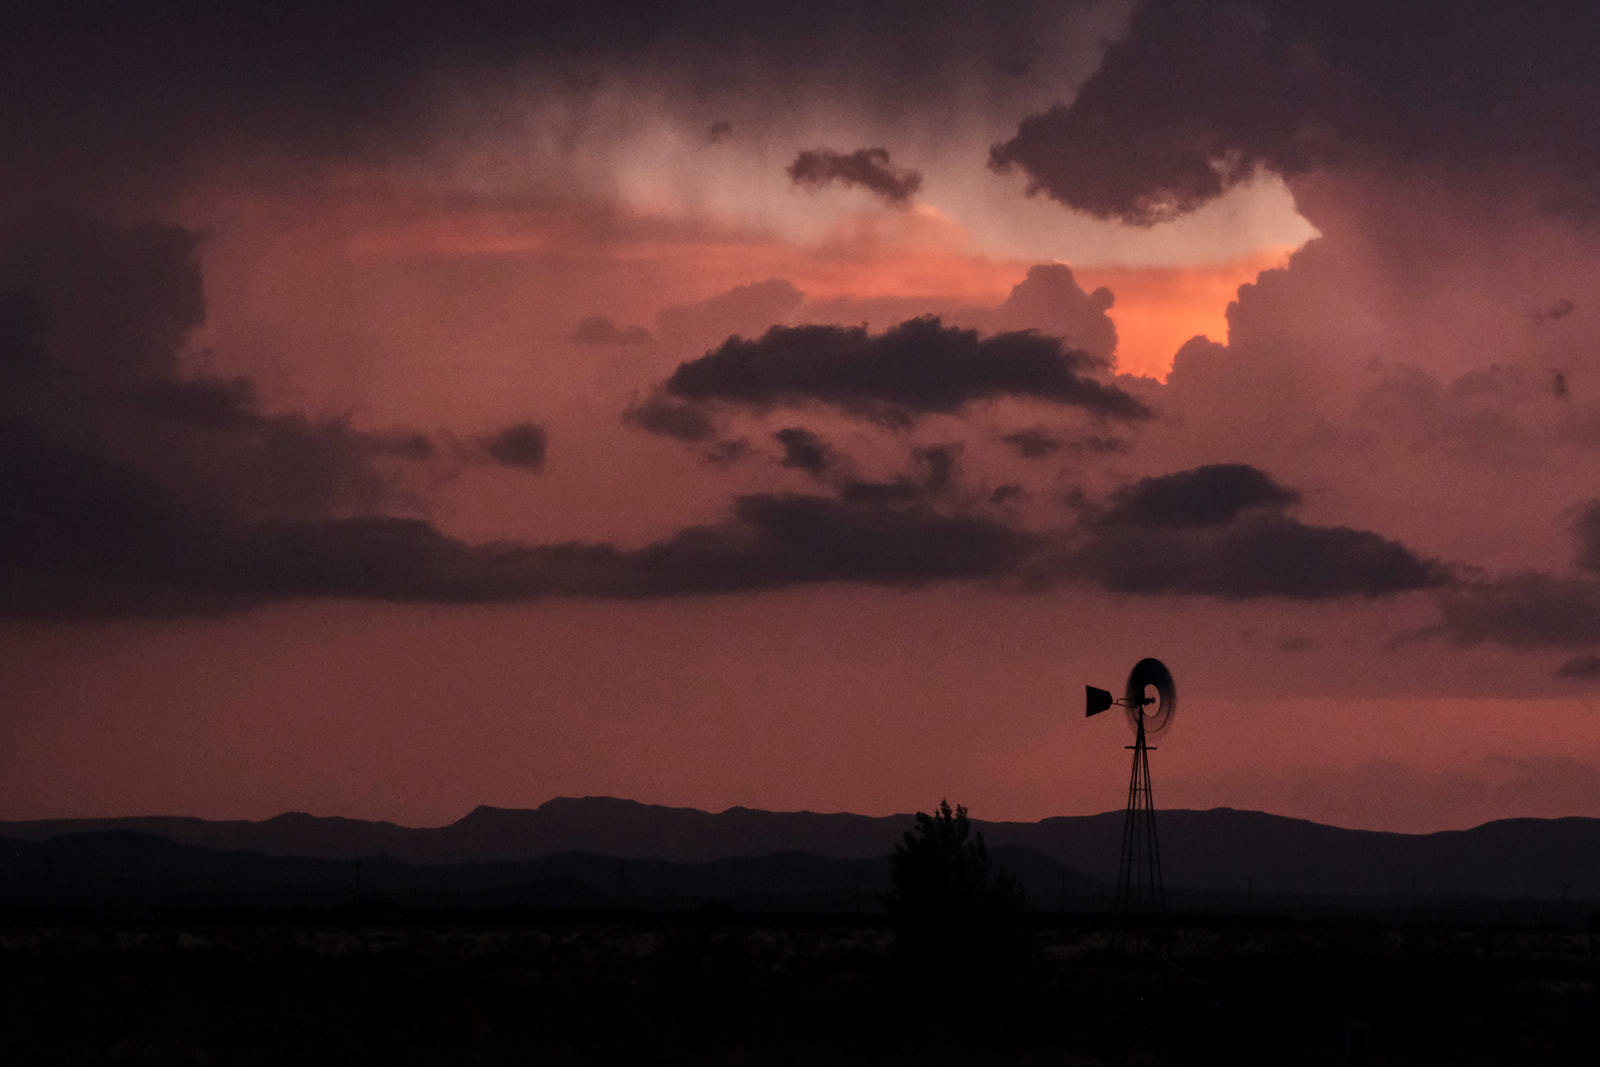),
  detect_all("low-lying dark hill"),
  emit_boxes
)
[0,798,900,865]
[0,832,1100,912]
[4,798,1597,901]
